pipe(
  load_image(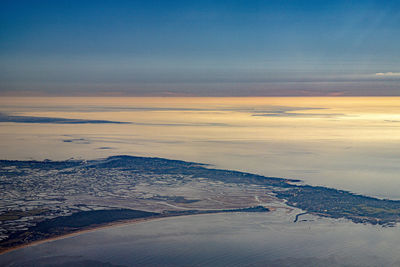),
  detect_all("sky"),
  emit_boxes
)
[0,0,399,96]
